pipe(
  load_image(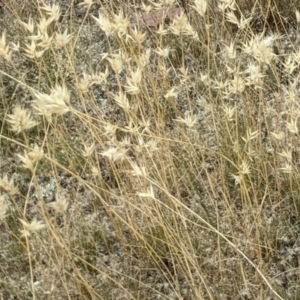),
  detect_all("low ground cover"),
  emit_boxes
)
[1,0,300,299]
